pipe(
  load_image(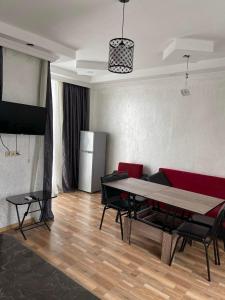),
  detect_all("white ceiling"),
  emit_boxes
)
[1,0,225,79]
